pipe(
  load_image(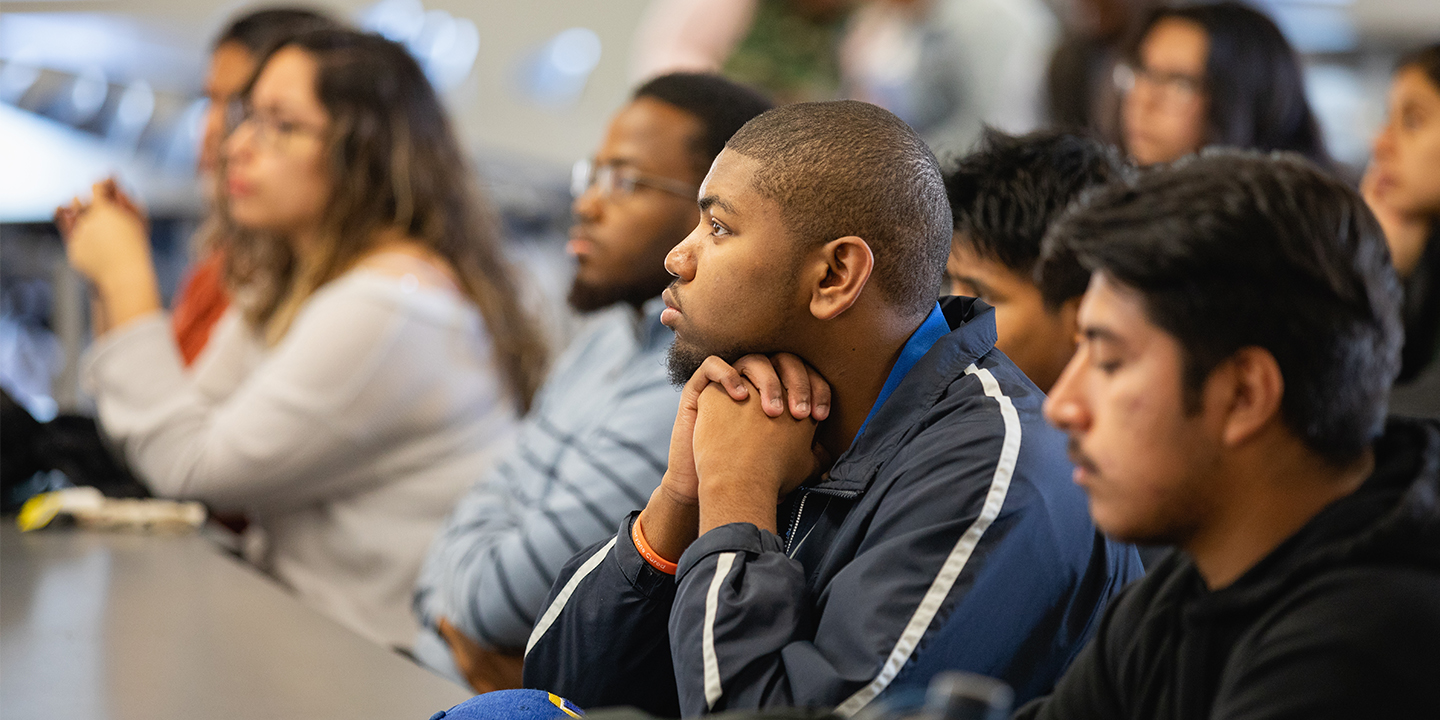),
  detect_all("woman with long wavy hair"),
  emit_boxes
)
[1364,43,1440,418]
[56,29,549,649]
[1109,1,1329,167]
